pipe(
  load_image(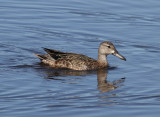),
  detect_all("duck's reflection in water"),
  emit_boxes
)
[37,63,125,93]
[97,69,125,93]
